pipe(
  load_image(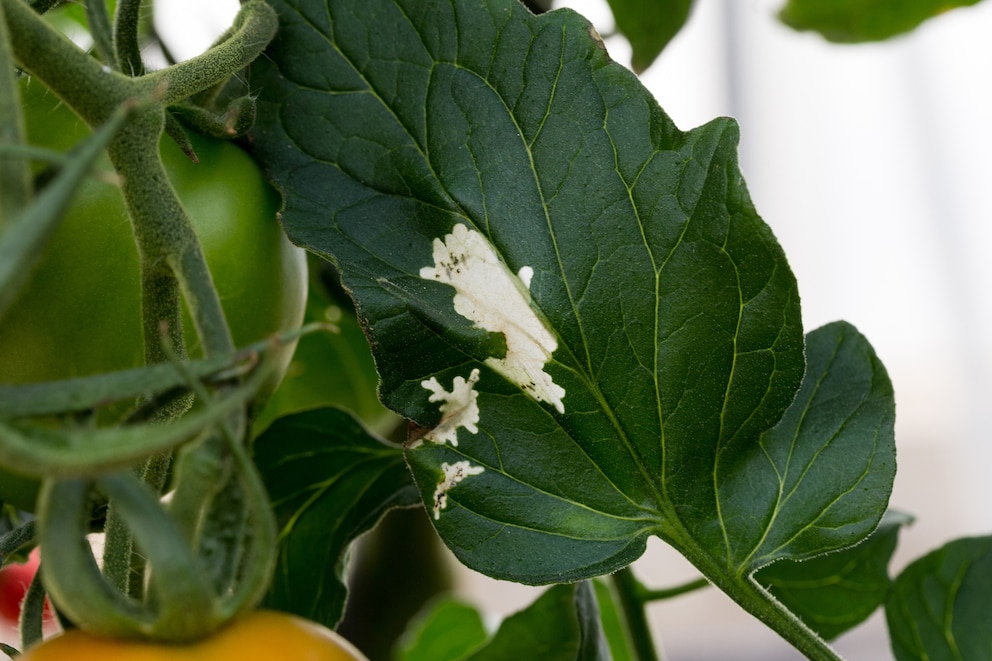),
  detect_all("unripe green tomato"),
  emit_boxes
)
[0,79,307,508]
[18,610,370,660]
